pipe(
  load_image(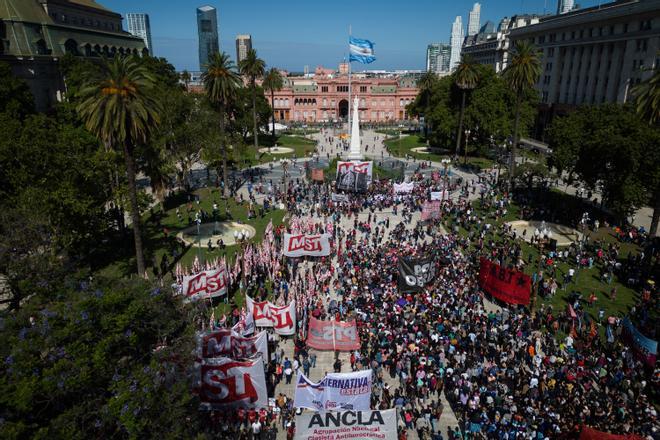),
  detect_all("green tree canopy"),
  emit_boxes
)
[0,61,34,118]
